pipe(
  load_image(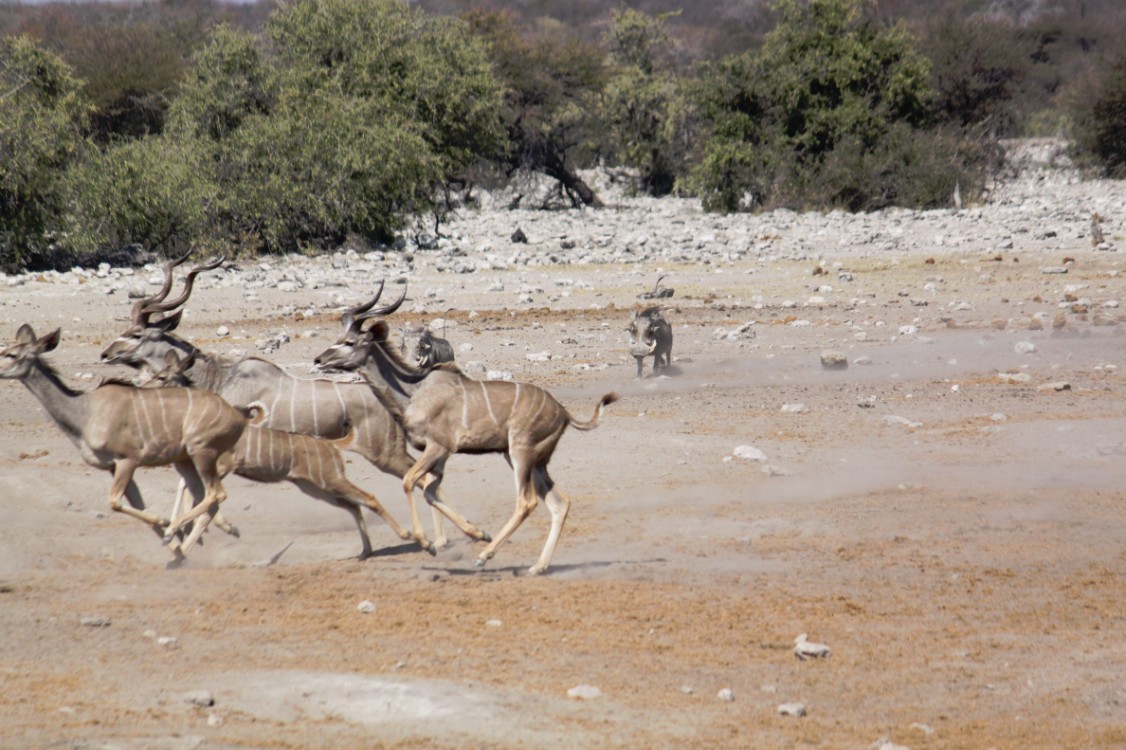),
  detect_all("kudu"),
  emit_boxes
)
[314,292,618,575]
[627,306,673,378]
[146,351,412,559]
[399,325,455,369]
[0,324,245,563]
[99,254,473,551]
